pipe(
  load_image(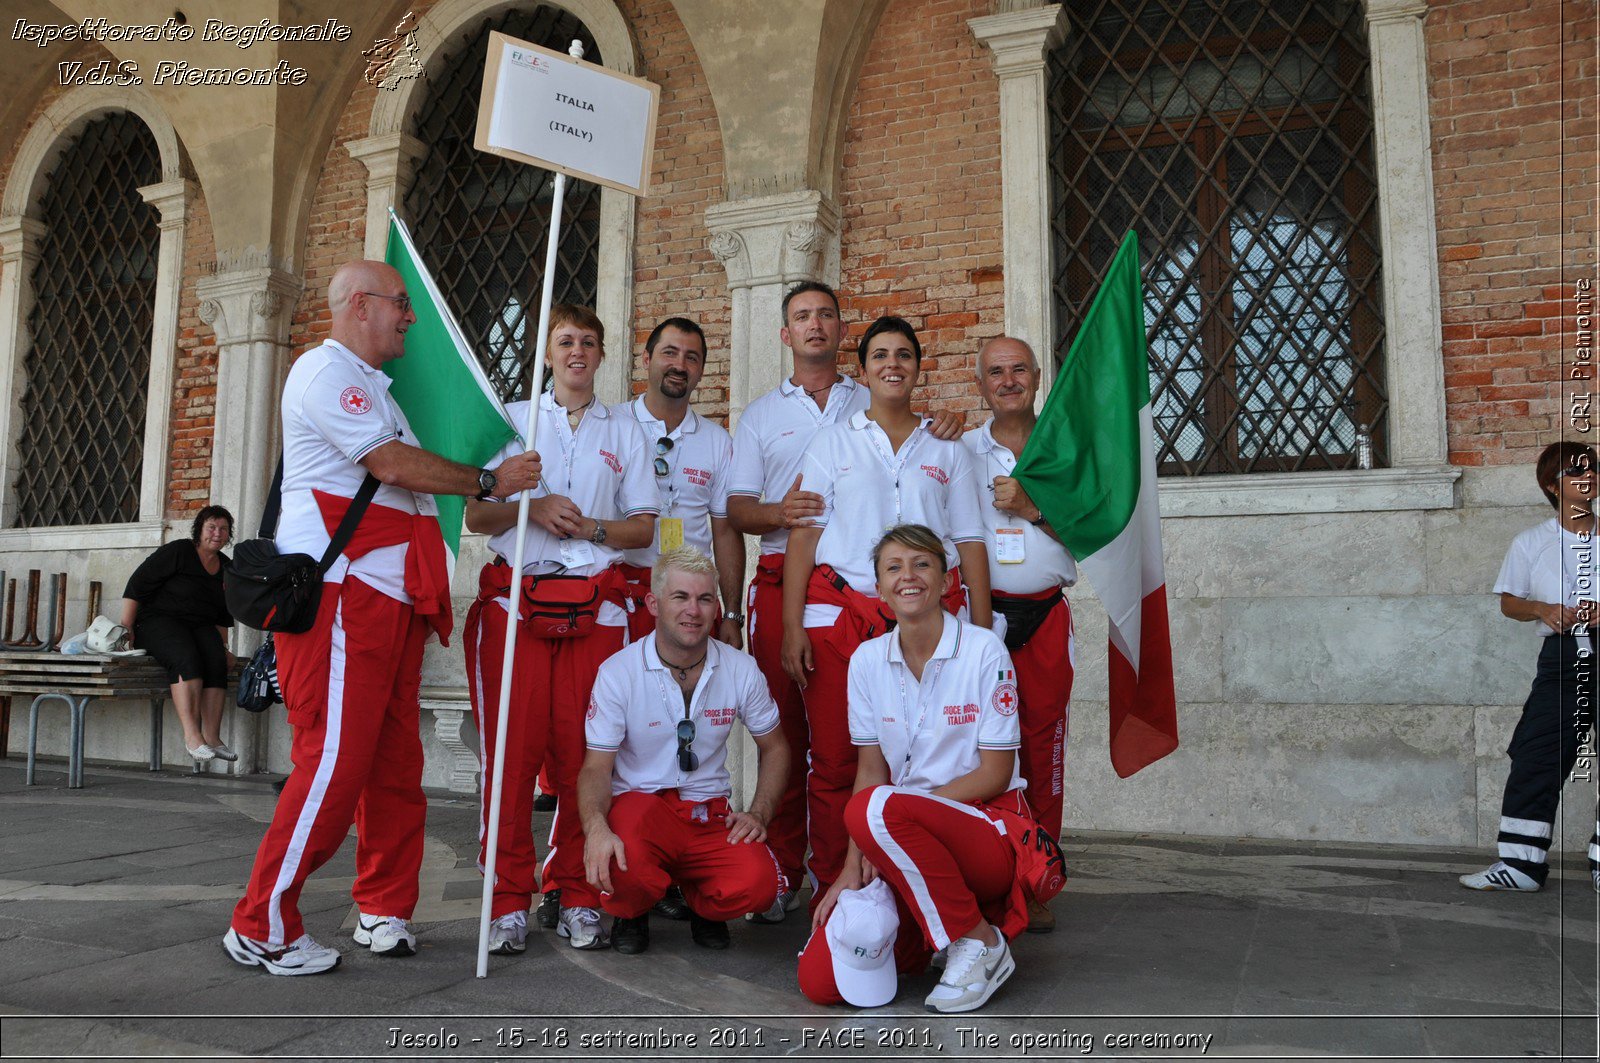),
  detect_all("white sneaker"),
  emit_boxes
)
[556,905,608,950]
[222,927,340,976]
[1592,867,1599,893]
[489,911,528,955]
[1458,861,1540,892]
[745,888,801,924]
[924,932,1016,1013]
[186,744,215,763]
[353,912,417,955]
[209,741,238,763]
